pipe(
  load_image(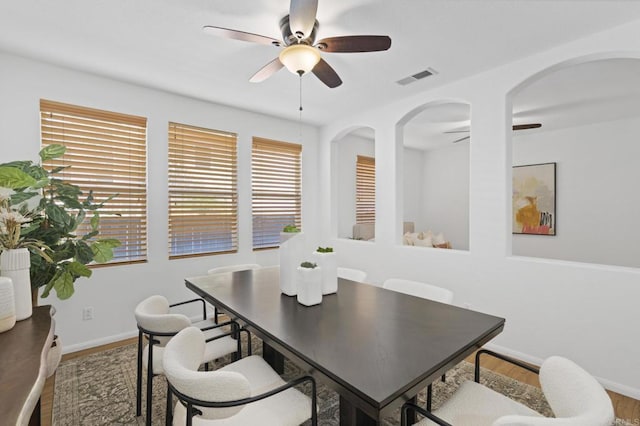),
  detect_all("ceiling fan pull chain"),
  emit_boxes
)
[299,74,303,113]
[299,75,303,143]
